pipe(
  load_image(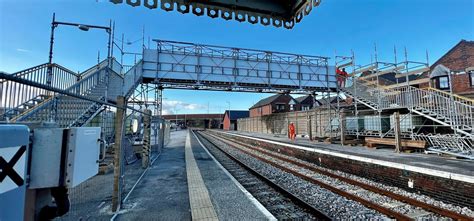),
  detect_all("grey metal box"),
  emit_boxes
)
[29,127,100,189]
[390,114,424,133]
[345,117,364,131]
[29,128,65,189]
[364,115,390,132]
[65,127,100,188]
